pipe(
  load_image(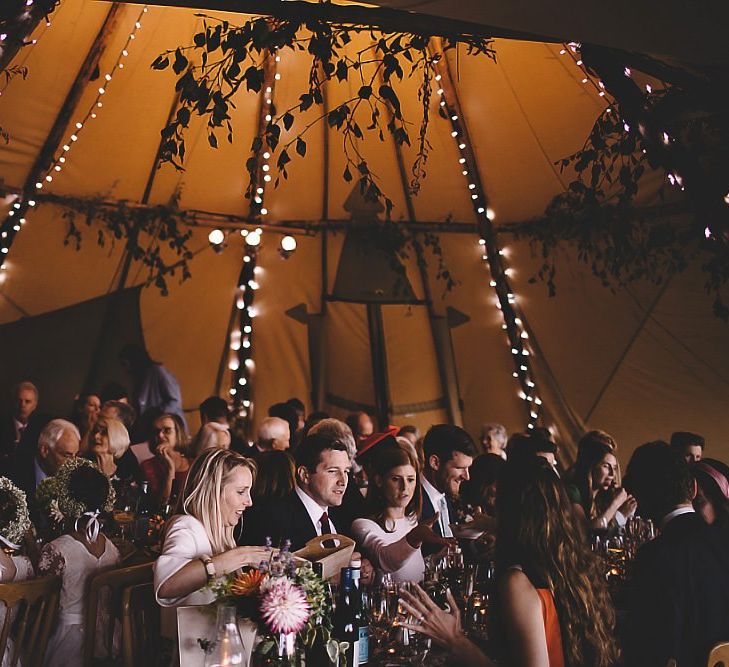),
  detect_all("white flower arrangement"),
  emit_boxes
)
[35,457,115,523]
[0,476,31,548]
